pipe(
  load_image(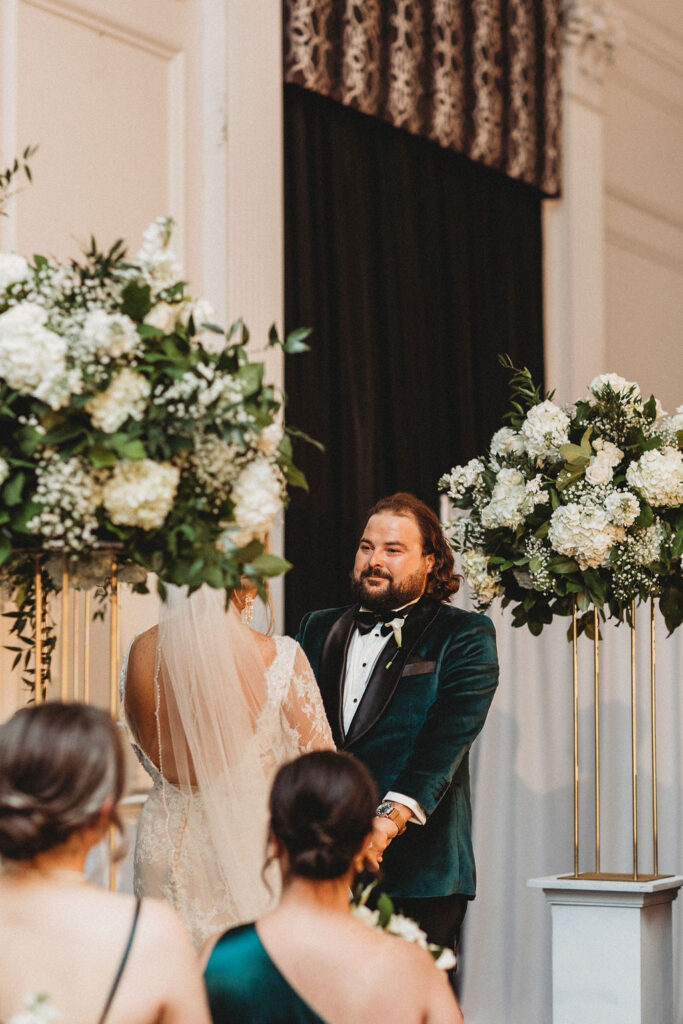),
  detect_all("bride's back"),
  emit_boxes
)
[124,620,278,785]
